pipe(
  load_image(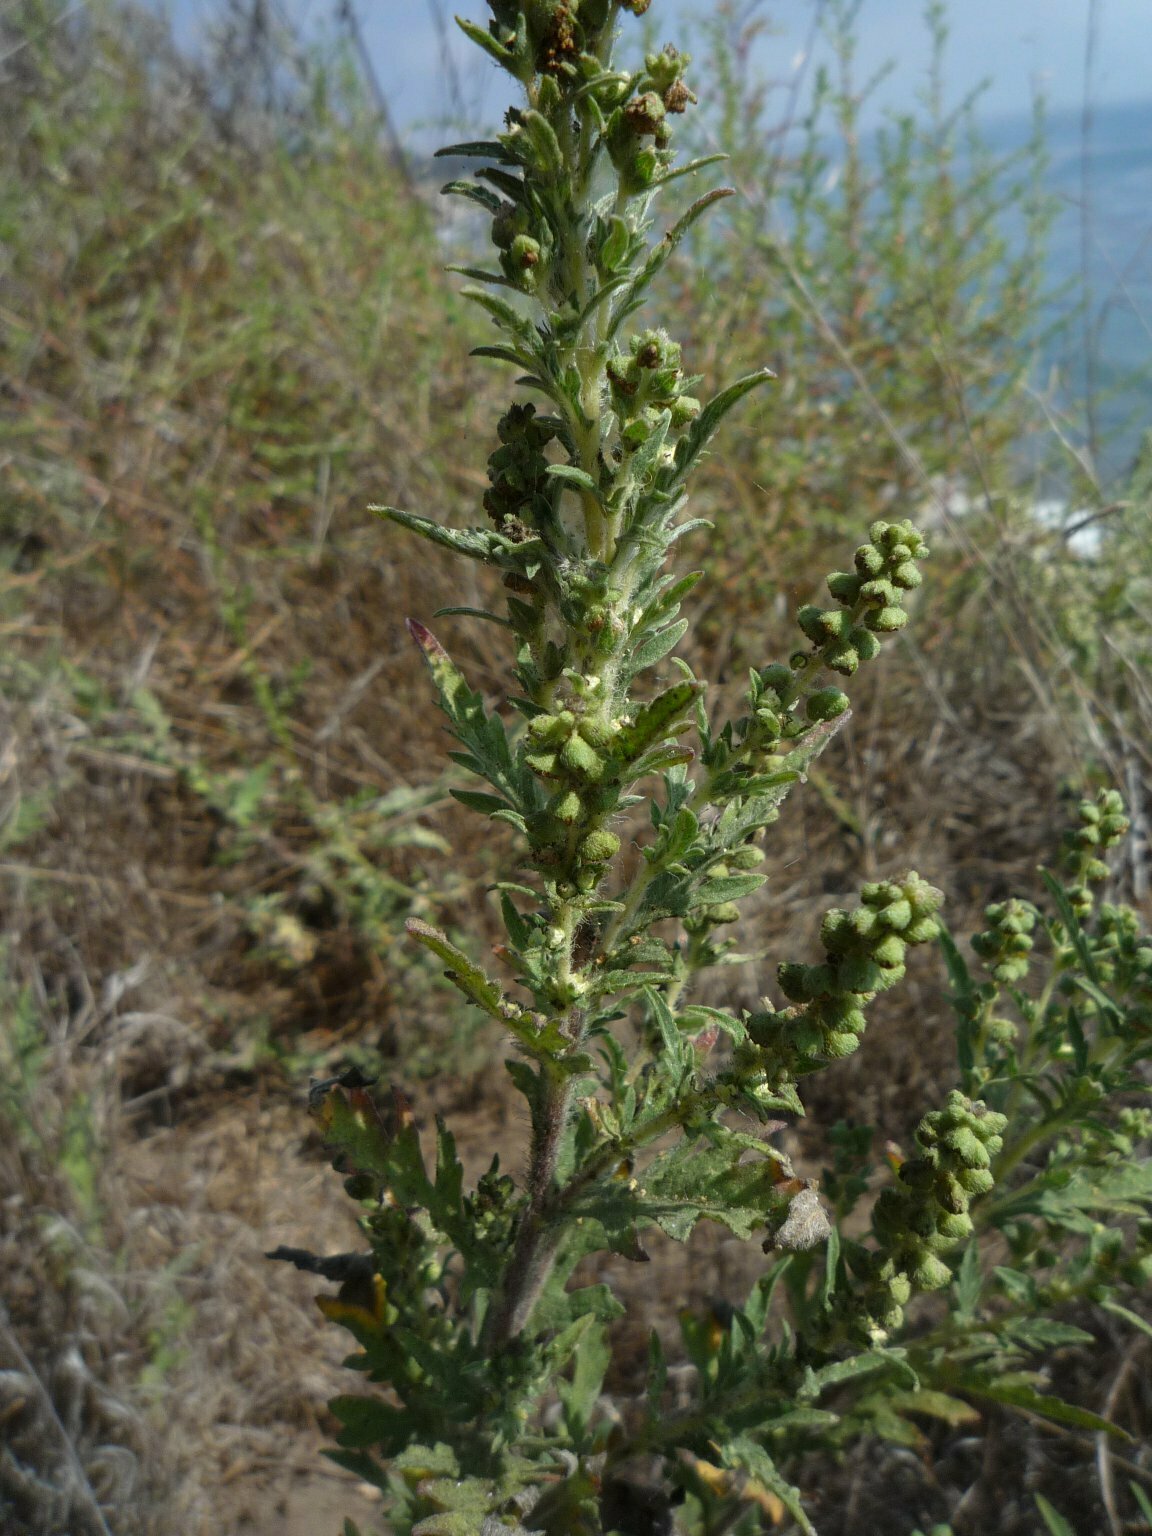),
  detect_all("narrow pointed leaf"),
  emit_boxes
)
[449,789,513,816]
[608,189,735,338]
[405,618,527,805]
[1034,1495,1077,1536]
[435,139,515,162]
[652,153,730,186]
[617,680,704,760]
[406,918,524,1023]
[964,1378,1130,1437]
[445,263,522,290]
[471,344,538,369]
[434,604,514,628]
[440,179,503,212]
[630,618,689,673]
[664,368,776,485]
[546,463,603,500]
[453,17,516,70]
[374,506,499,566]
